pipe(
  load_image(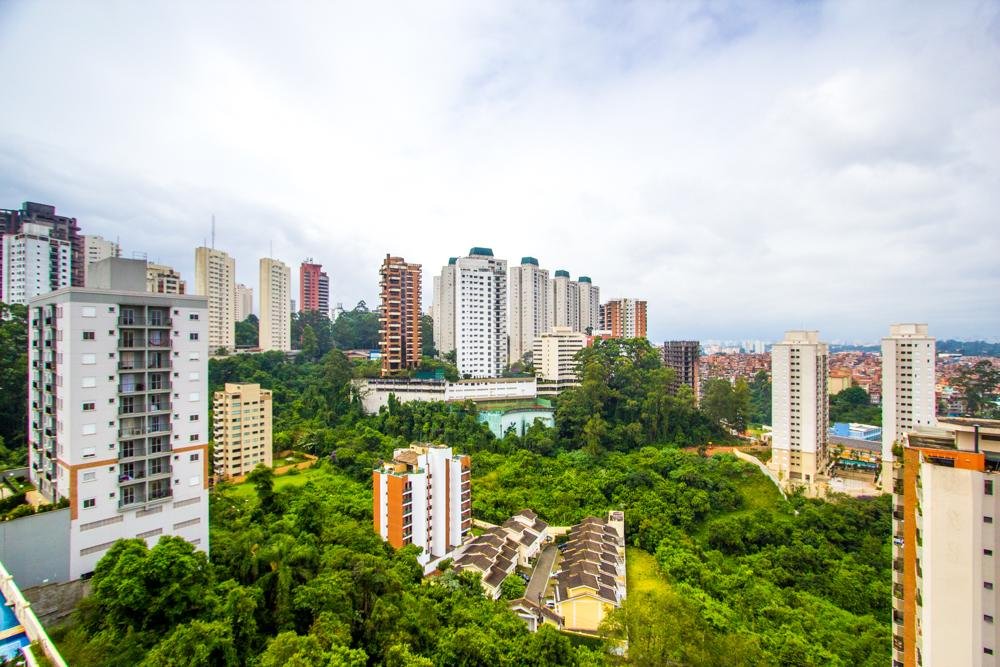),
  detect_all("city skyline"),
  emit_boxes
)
[1,3,998,341]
